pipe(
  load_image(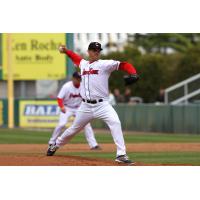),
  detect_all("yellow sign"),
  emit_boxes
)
[0,101,3,126]
[19,100,74,128]
[2,33,66,80]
